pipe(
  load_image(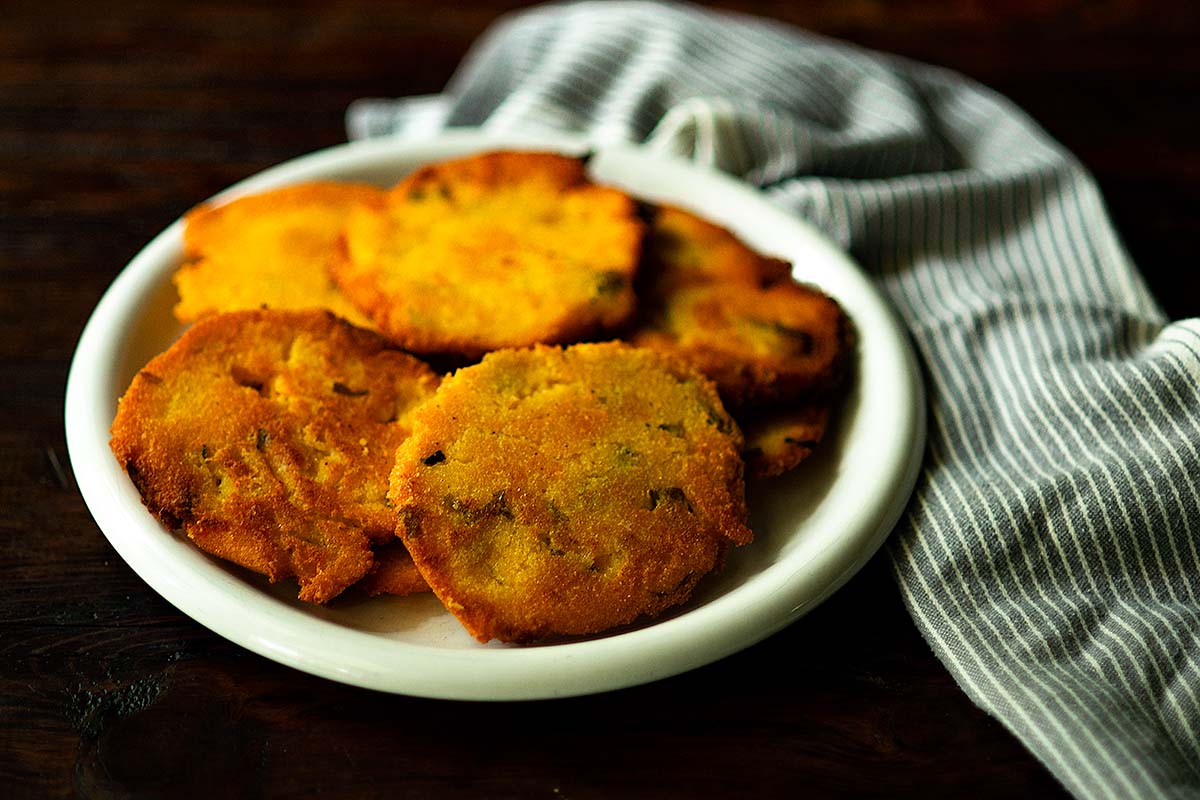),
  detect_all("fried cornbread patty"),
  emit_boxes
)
[331,151,643,357]
[632,206,852,409]
[110,309,440,603]
[632,280,851,408]
[389,342,752,643]
[173,182,382,328]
